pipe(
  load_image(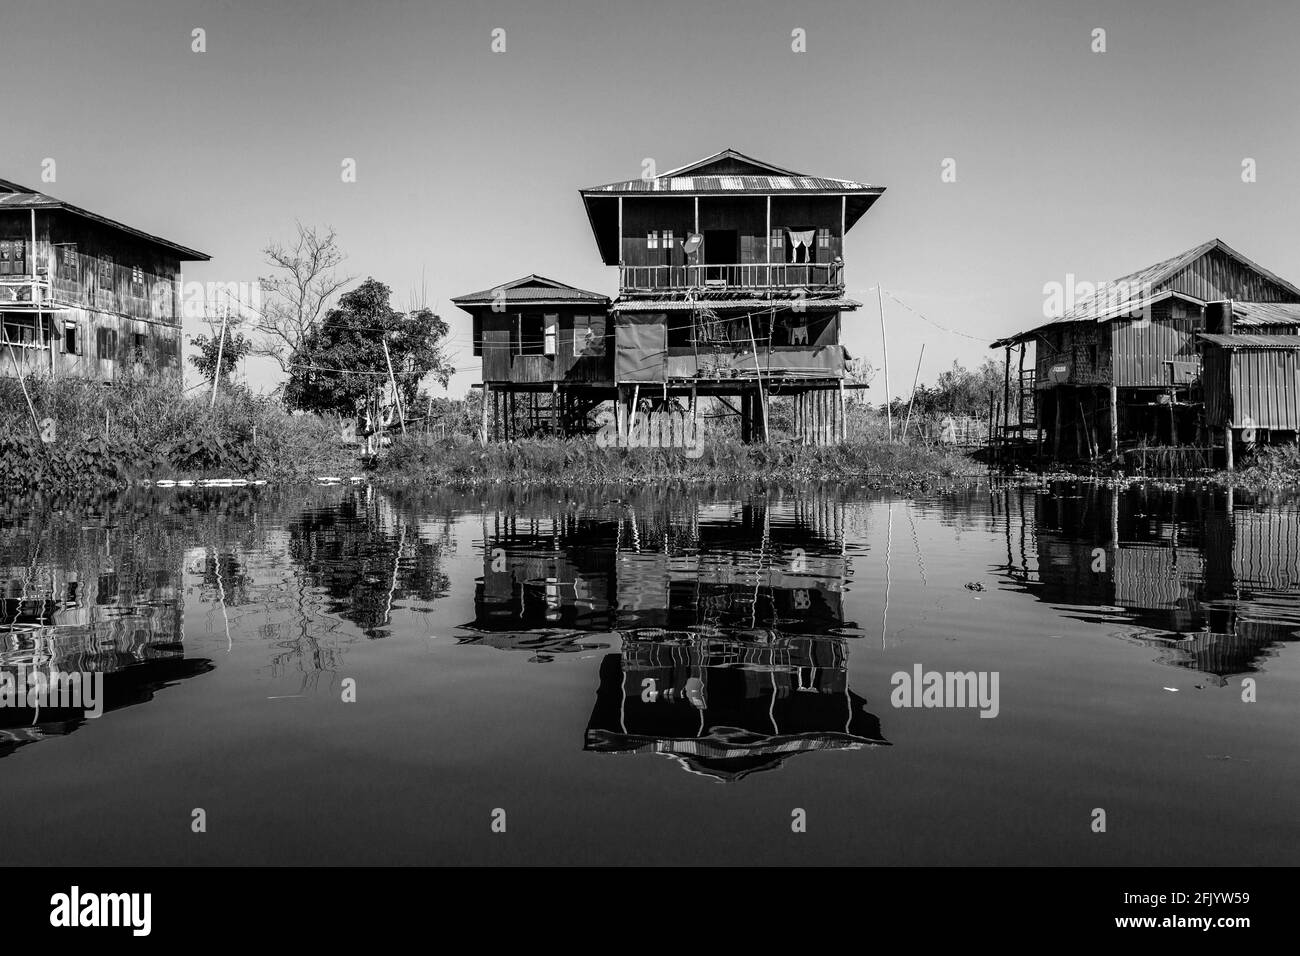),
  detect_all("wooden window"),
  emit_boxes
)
[647,230,659,250]
[770,229,783,249]
[64,321,79,355]
[543,315,558,355]
[662,230,674,249]
[96,327,118,359]
[574,315,605,356]
[2,317,37,345]
[133,332,147,360]
[59,247,79,281]
[0,240,25,275]
[817,228,831,248]
[130,265,145,297]
[96,256,115,309]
